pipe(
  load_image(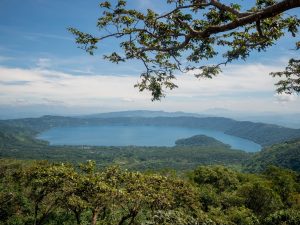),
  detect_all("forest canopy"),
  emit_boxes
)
[1,160,300,225]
